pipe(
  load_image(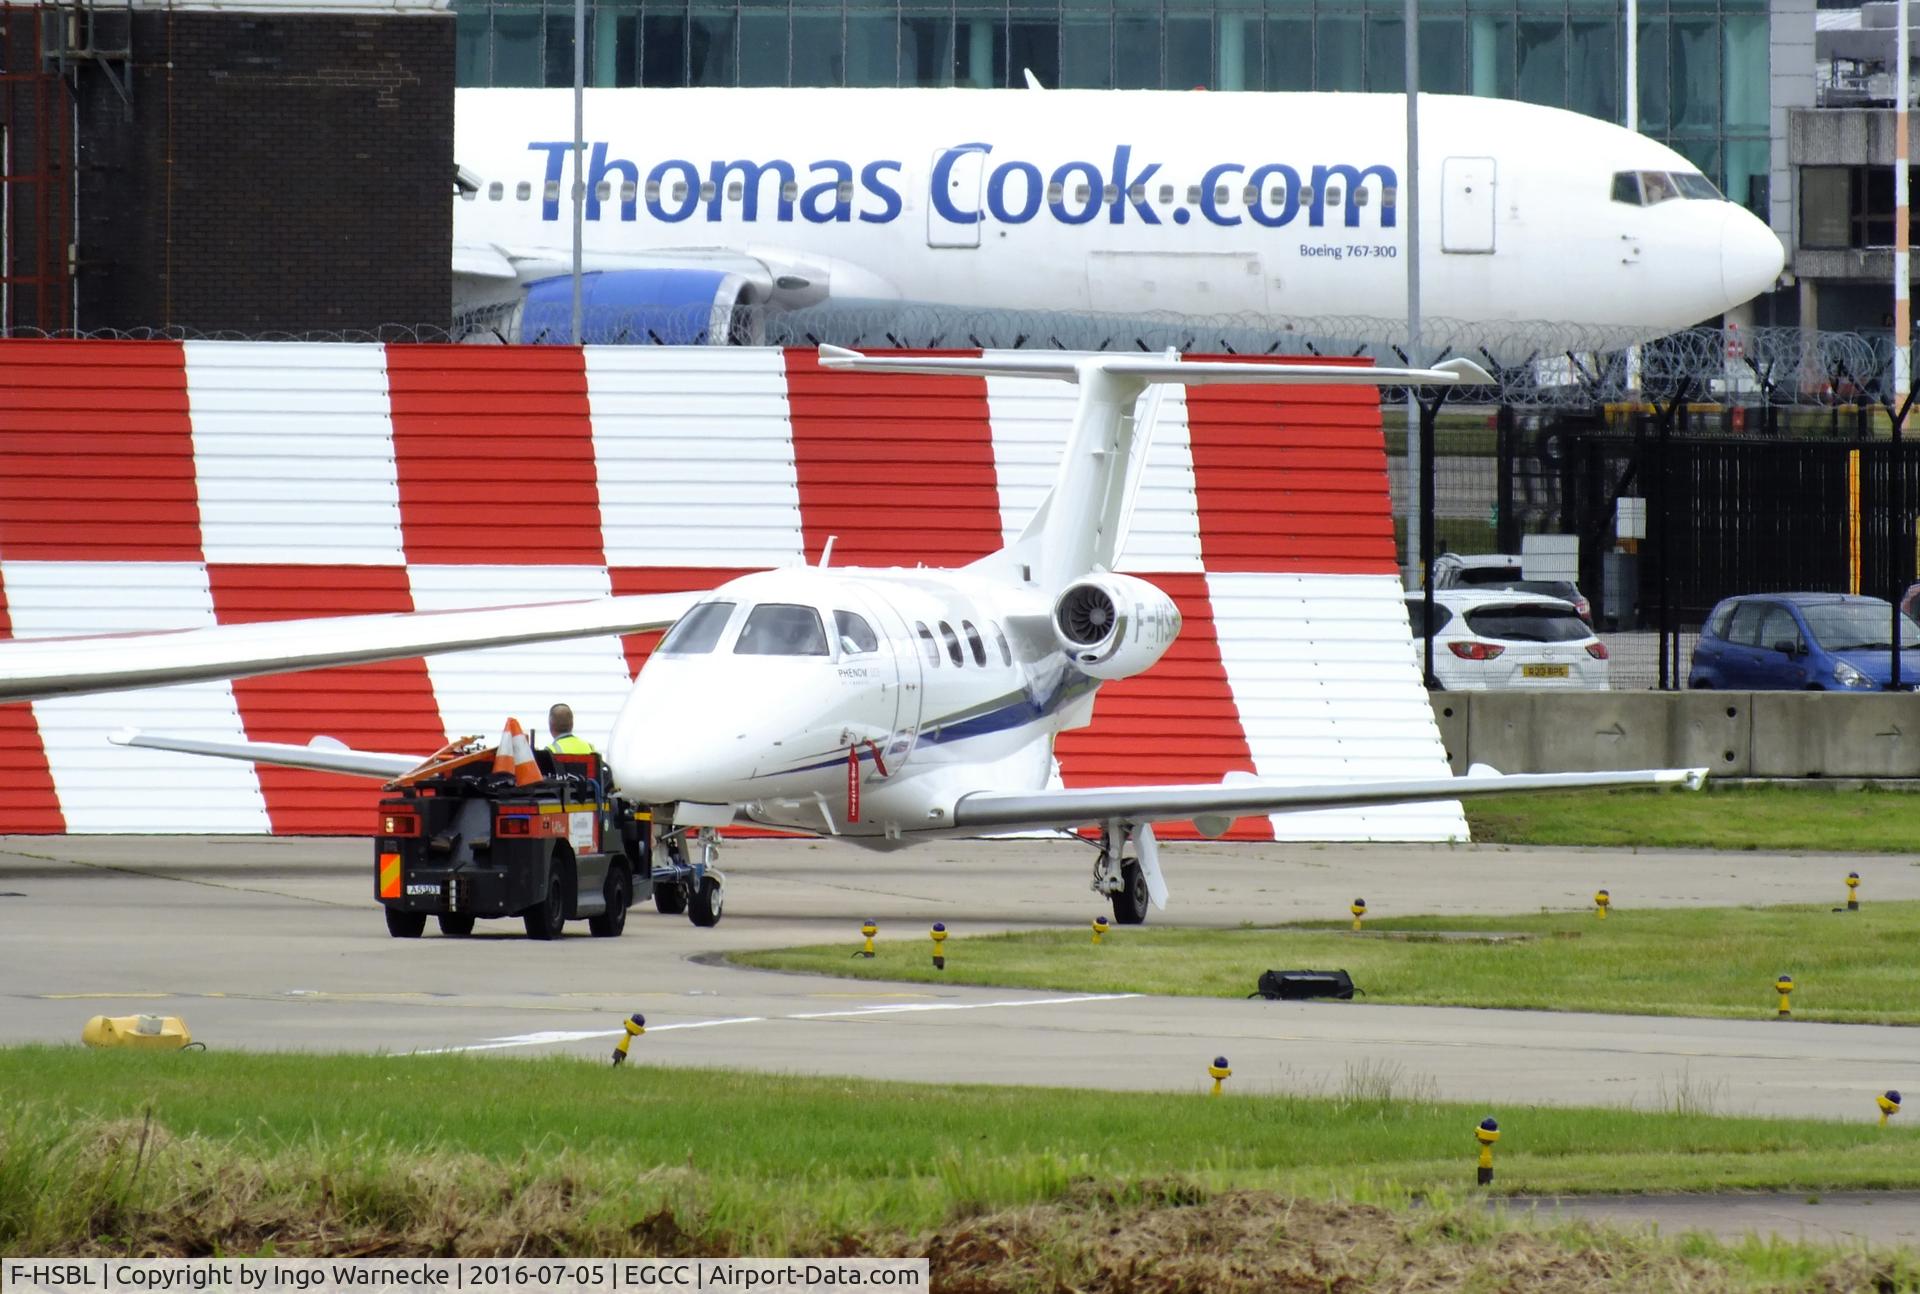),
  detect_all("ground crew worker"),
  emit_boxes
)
[547,704,596,754]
